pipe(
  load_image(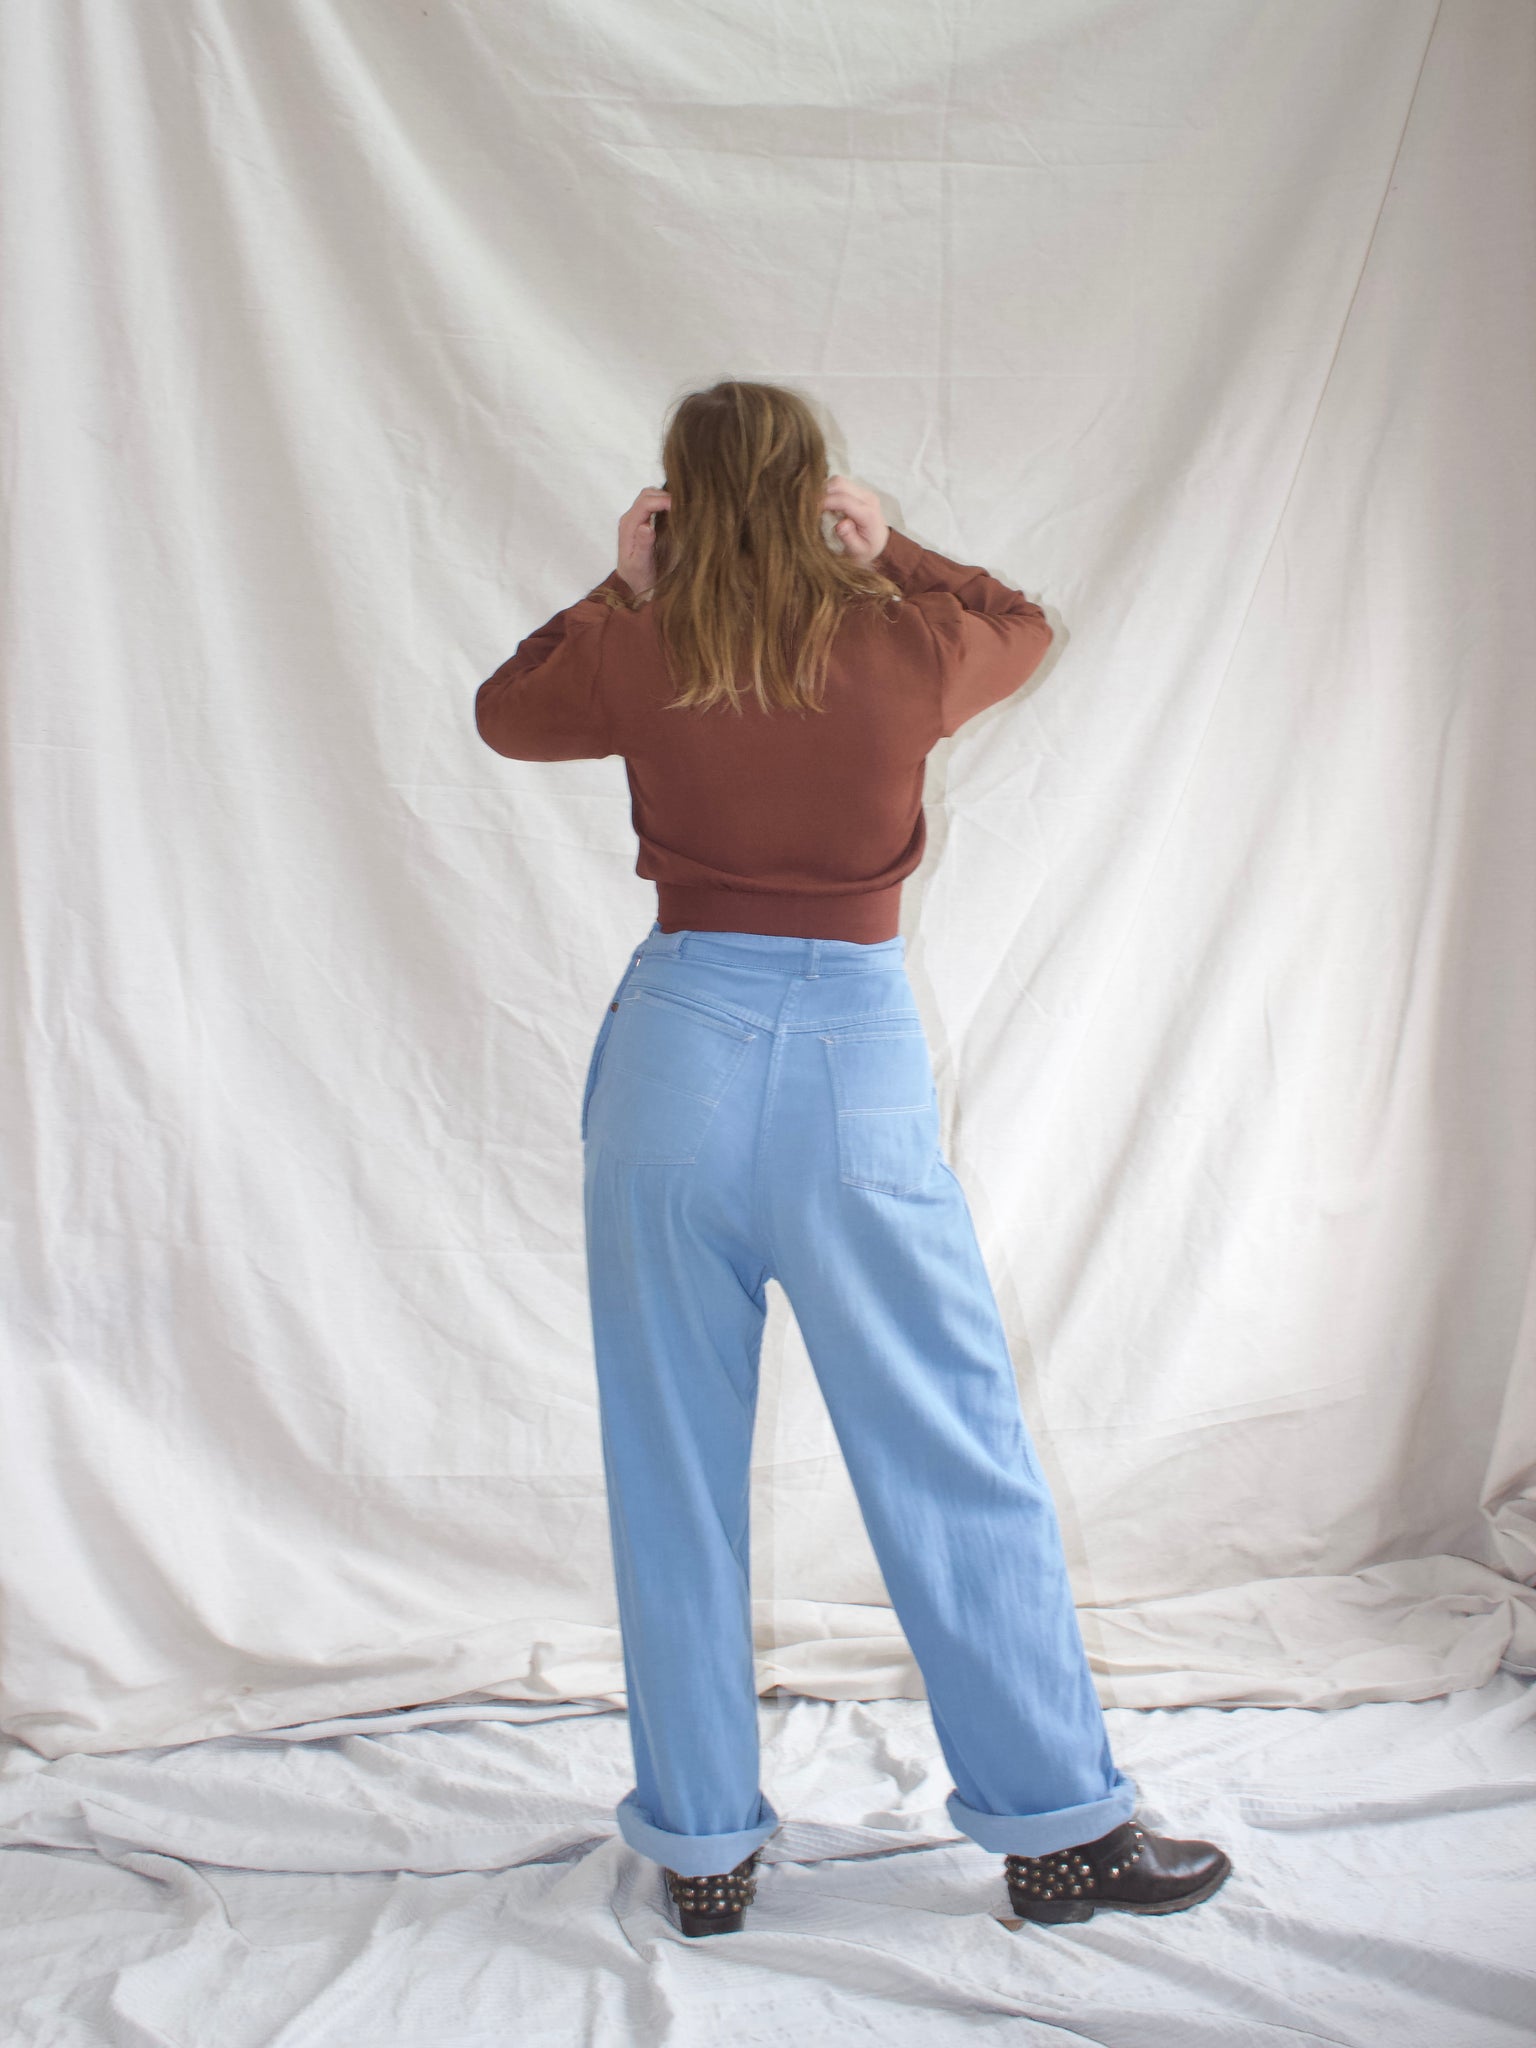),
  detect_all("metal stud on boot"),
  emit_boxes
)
[663,1849,761,1936]
[1004,1818,1231,1925]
